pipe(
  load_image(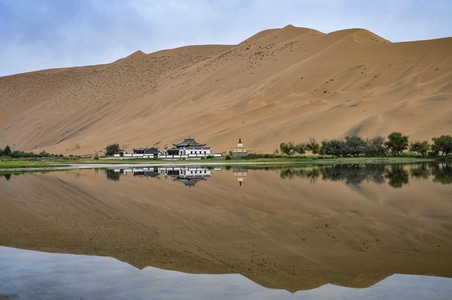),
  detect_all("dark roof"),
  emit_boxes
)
[133,170,159,178]
[133,147,159,154]
[173,177,207,186]
[173,138,206,147]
